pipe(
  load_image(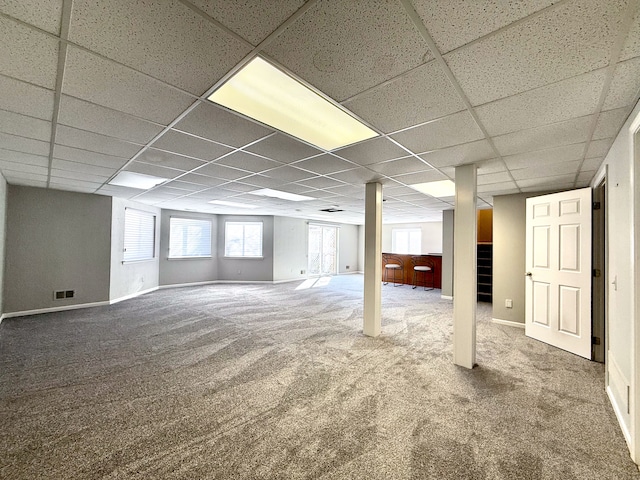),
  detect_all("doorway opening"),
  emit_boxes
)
[592,177,606,363]
[308,224,338,276]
